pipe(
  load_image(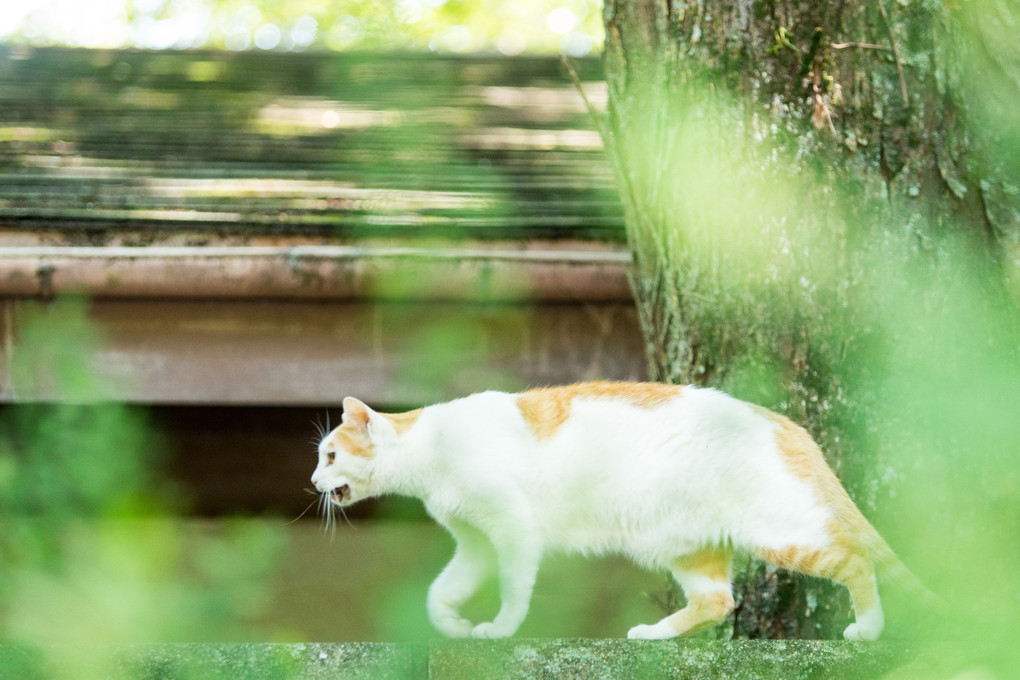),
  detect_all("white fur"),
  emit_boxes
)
[843,586,884,641]
[311,386,842,639]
